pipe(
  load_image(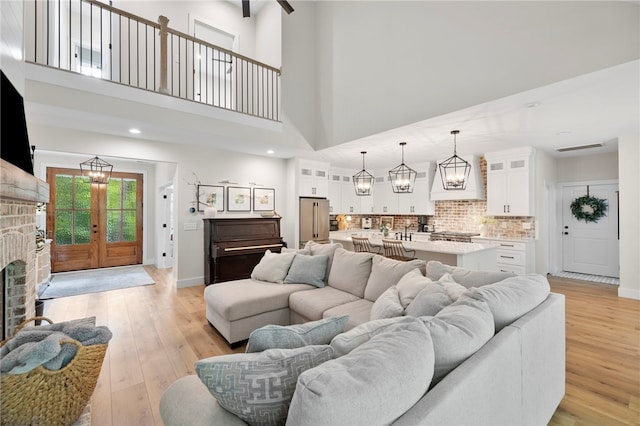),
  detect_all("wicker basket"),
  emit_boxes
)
[0,317,108,426]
